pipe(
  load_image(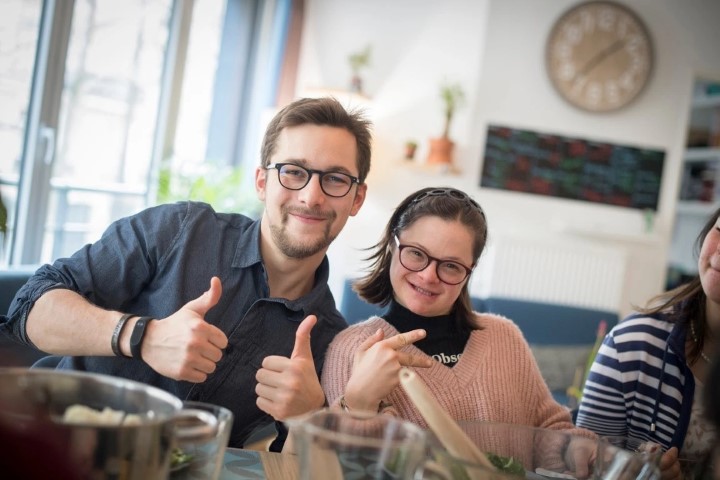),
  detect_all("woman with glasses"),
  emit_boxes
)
[320,187,578,433]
